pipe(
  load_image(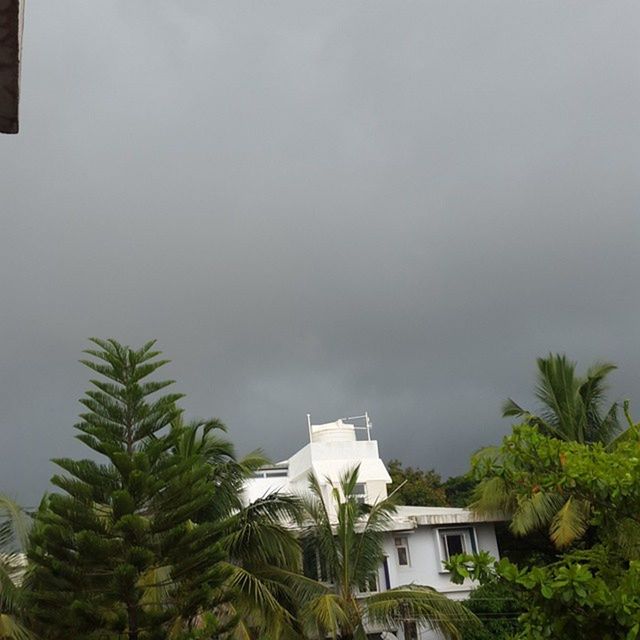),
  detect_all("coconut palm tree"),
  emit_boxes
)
[501,353,620,444]
[473,354,622,548]
[297,467,477,640]
[0,495,31,640]
[165,417,309,639]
